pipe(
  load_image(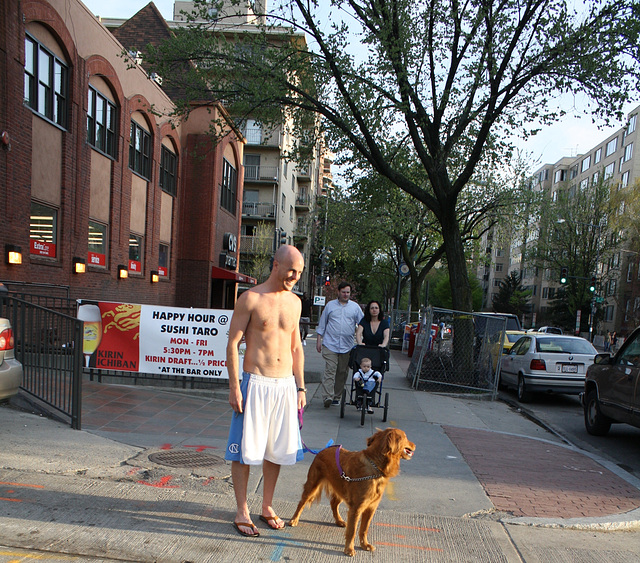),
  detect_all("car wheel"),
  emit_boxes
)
[584,389,612,436]
[517,375,530,403]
